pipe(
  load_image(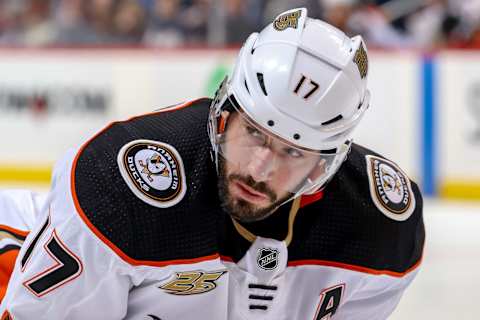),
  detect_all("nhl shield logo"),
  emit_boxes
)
[257,248,279,270]
[117,139,187,208]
